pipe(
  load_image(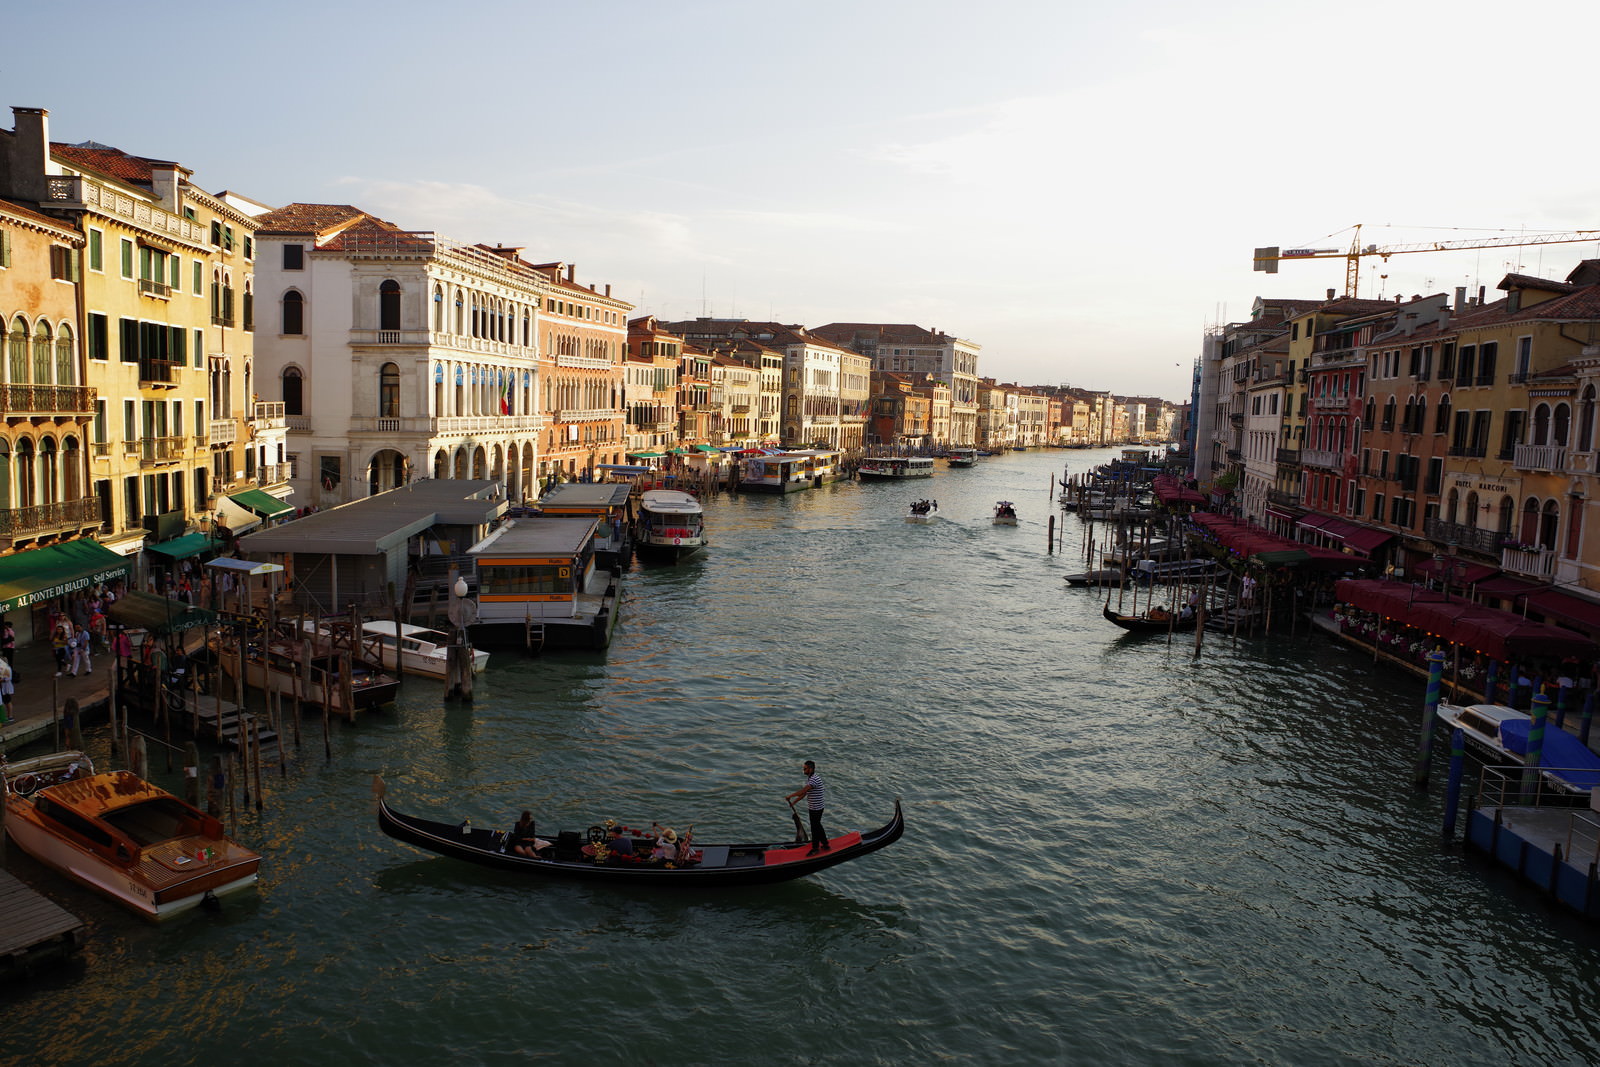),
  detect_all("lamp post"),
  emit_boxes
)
[446,575,474,702]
